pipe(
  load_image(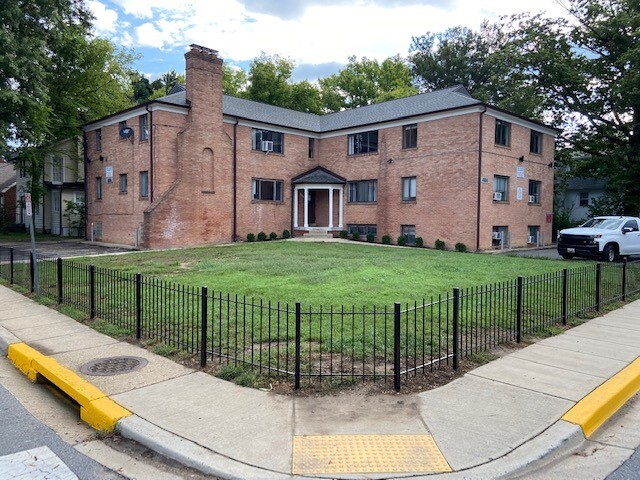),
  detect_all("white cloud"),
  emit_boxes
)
[86,0,118,35]
[135,22,167,48]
